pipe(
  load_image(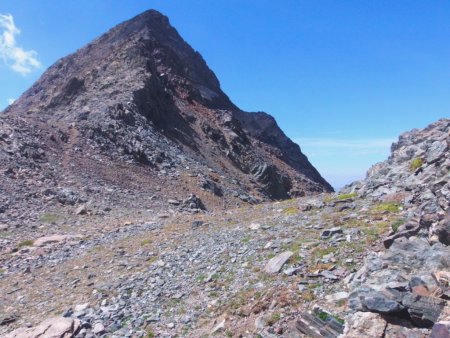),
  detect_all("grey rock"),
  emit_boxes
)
[264,251,293,274]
